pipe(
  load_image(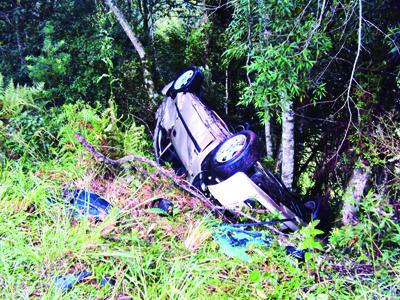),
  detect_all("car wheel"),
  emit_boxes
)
[171,66,204,94]
[209,130,260,179]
